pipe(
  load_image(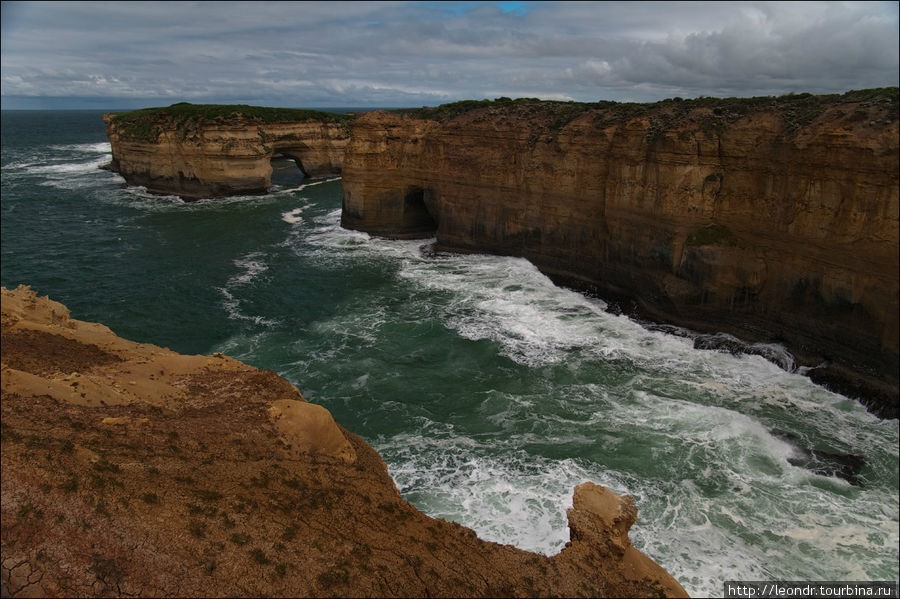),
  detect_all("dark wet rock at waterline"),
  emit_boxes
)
[774,431,866,486]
